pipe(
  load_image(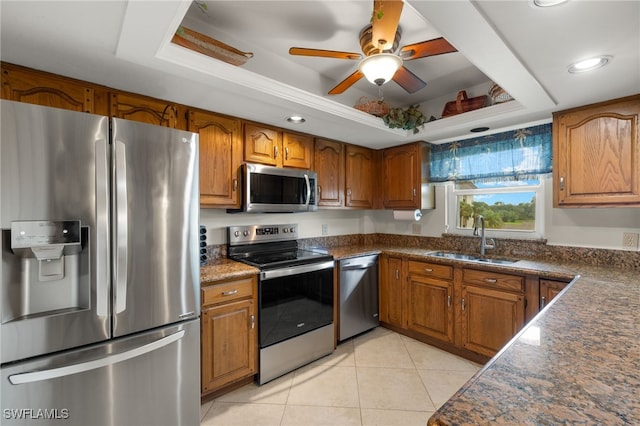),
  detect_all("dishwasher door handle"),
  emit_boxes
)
[340,262,377,271]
